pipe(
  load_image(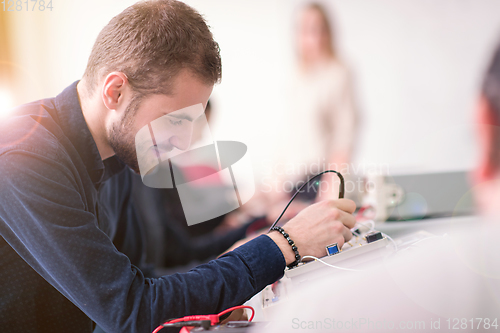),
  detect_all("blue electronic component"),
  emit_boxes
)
[326,243,340,256]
